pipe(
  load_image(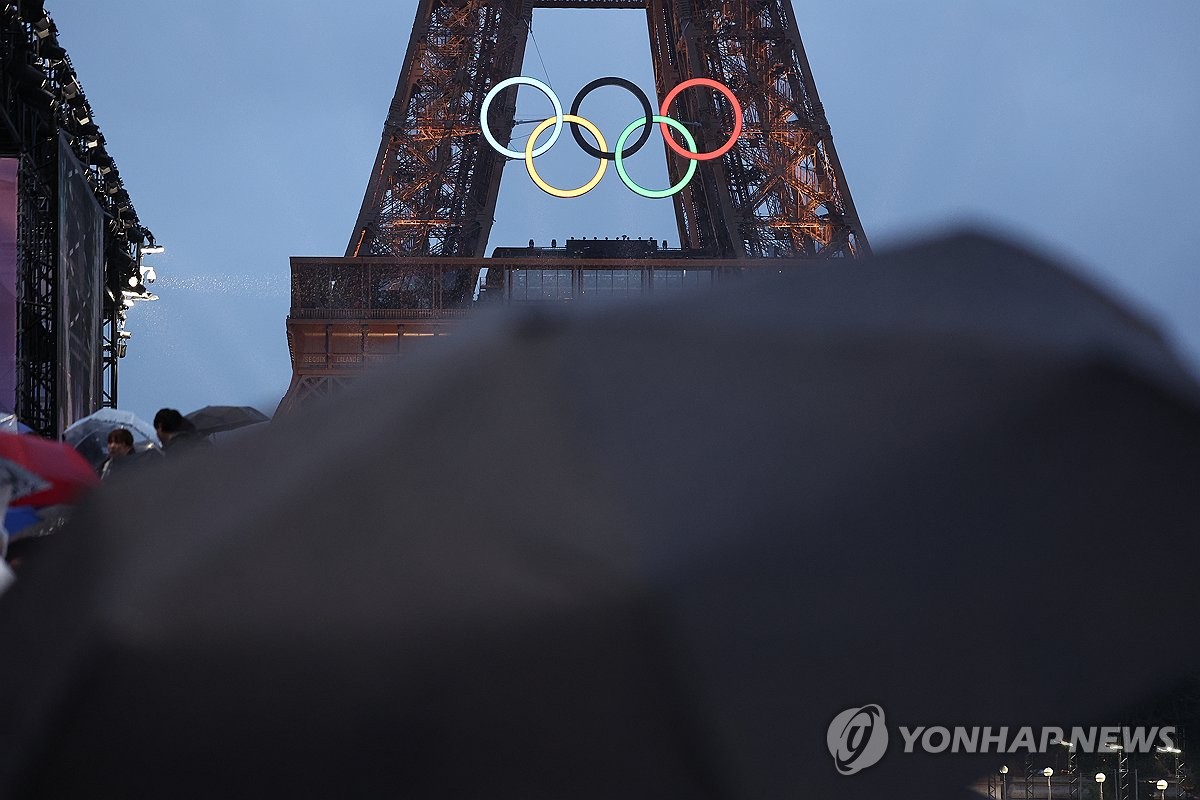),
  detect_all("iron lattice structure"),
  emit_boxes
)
[346,0,530,261]
[346,0,868,260]
[282,0,869,410]
[645,0,869,256]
